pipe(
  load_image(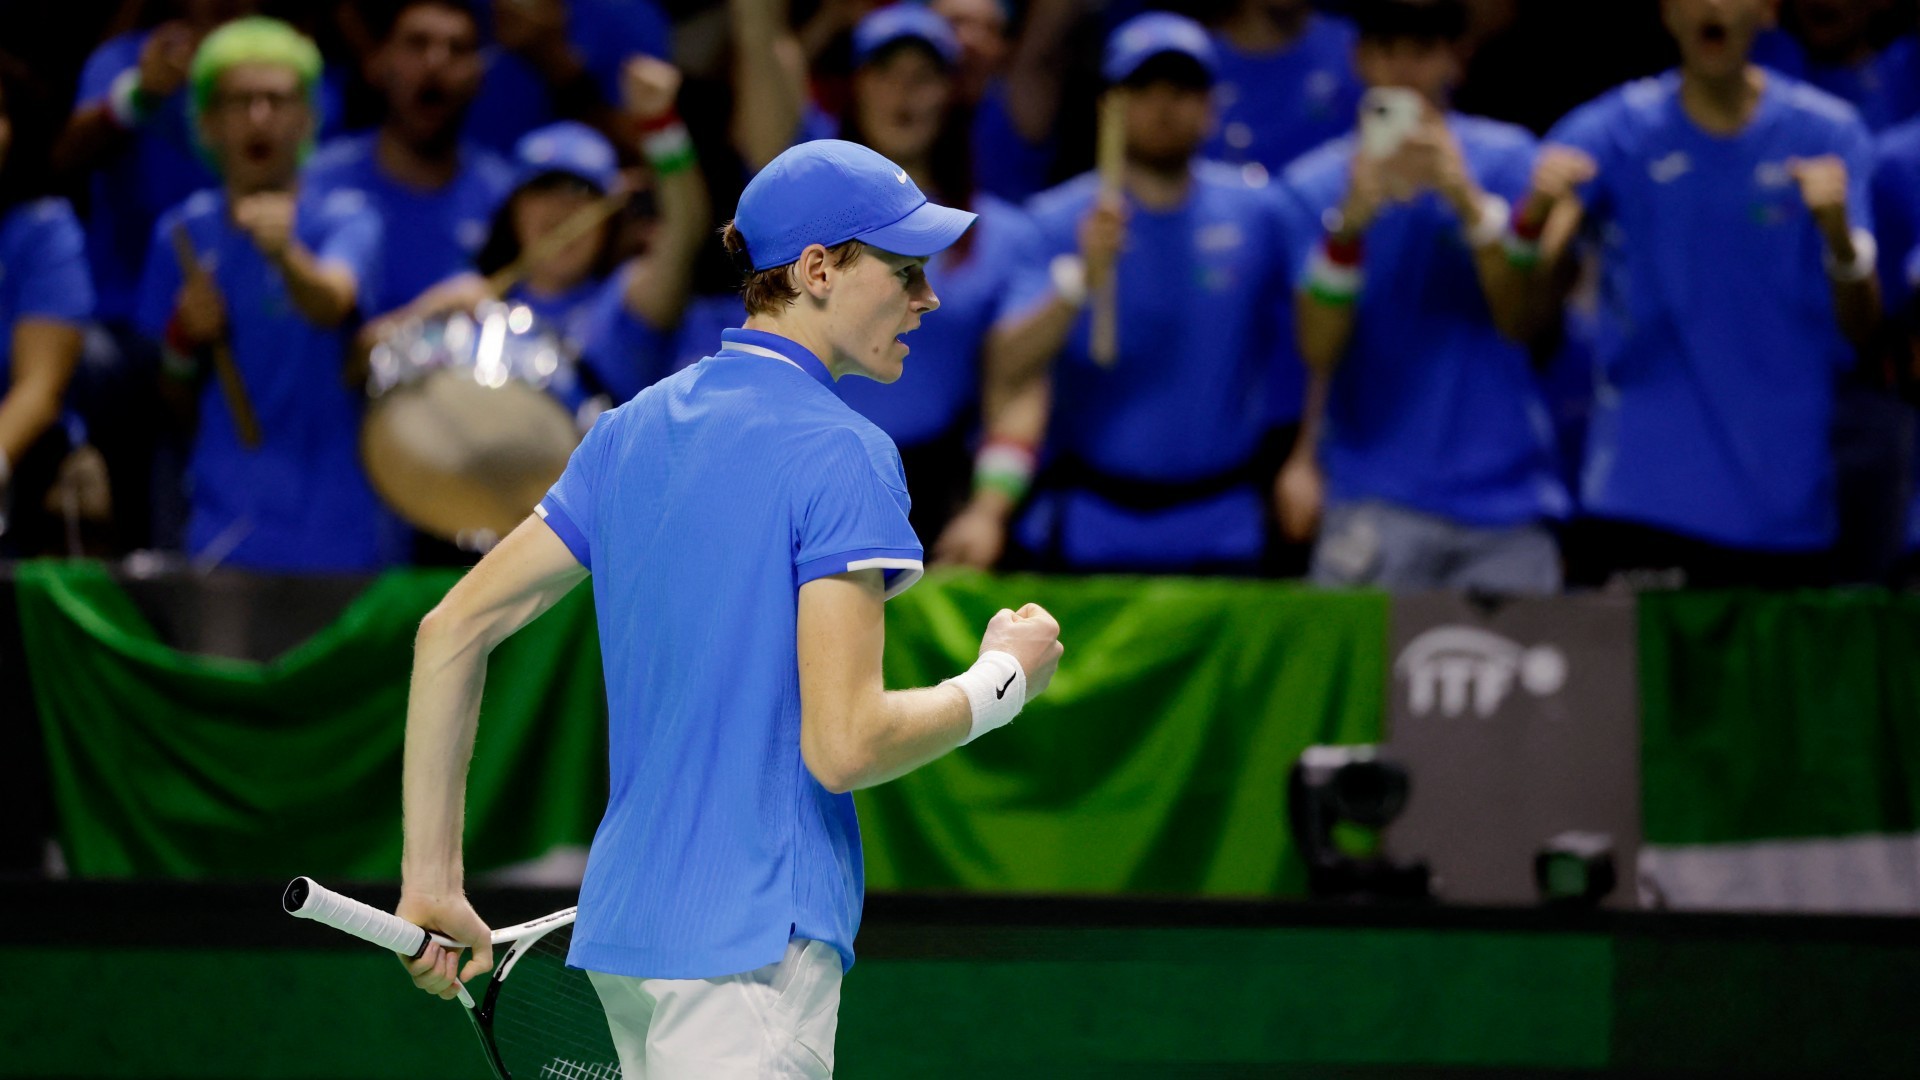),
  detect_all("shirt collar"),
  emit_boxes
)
[718,328,835,388]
